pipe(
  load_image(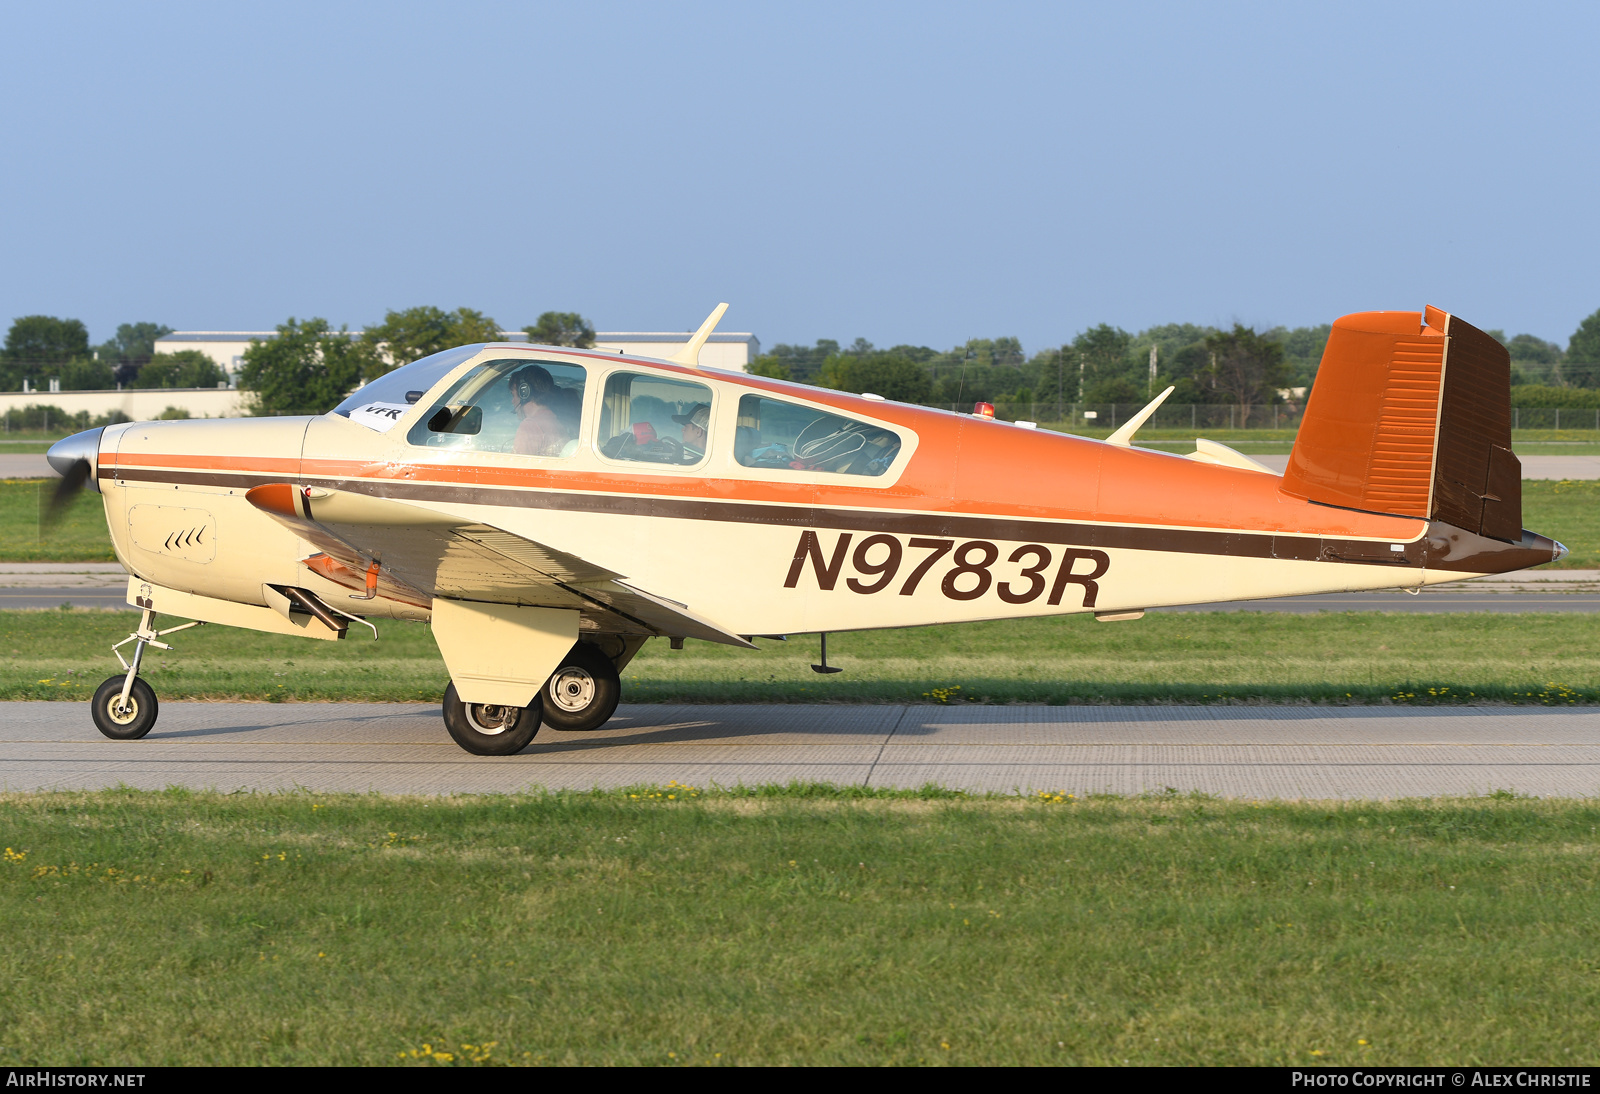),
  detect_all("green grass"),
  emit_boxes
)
[1,788,1598,1065]
[0,480,116,562]
[1524,479,1600,567]
[0,431,75,444]
[6,608,1600,705]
